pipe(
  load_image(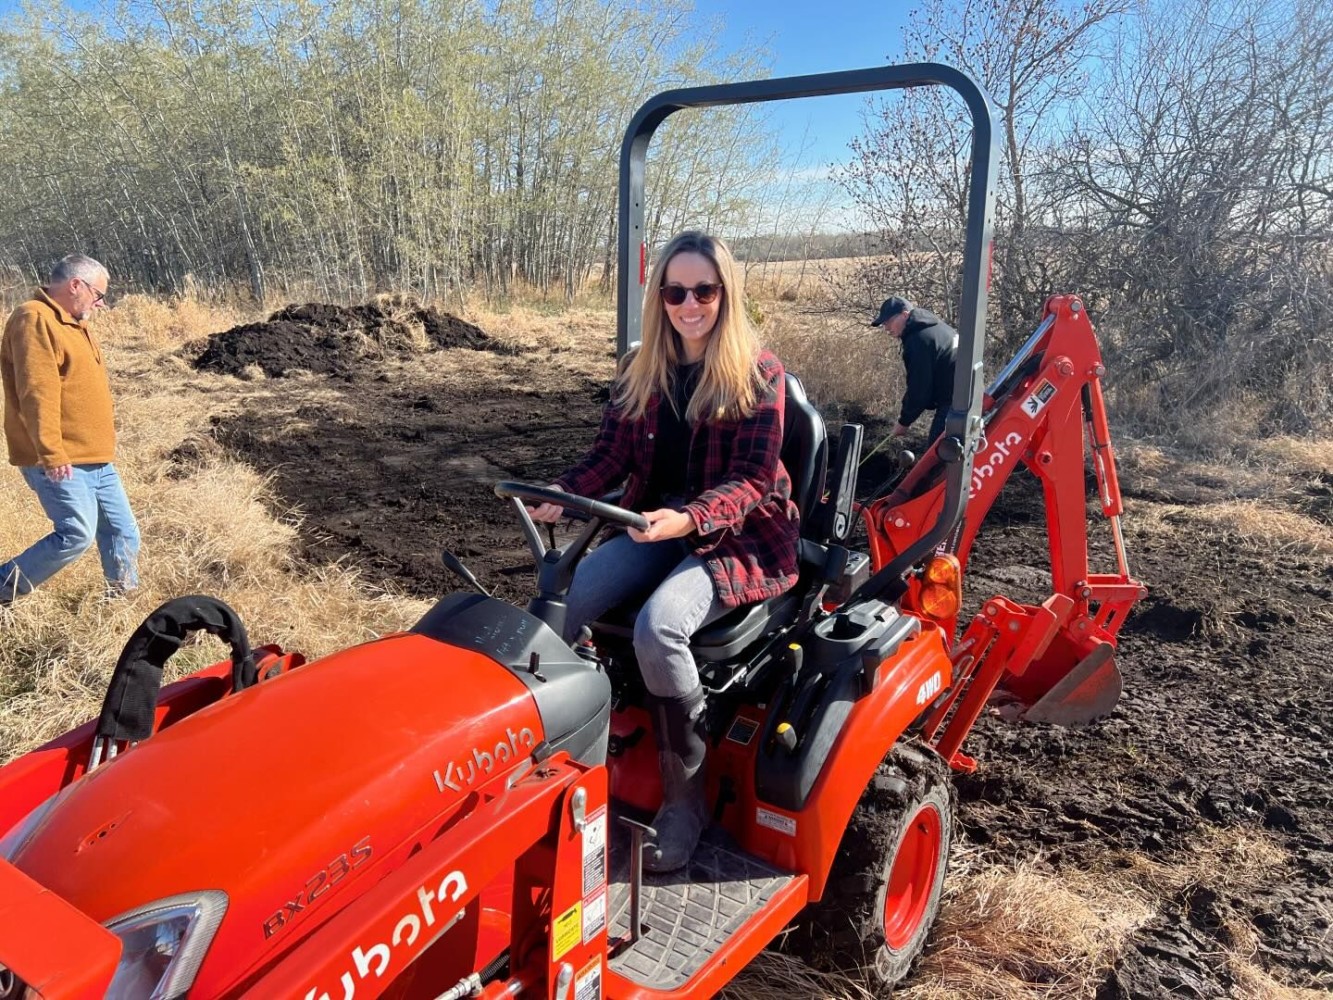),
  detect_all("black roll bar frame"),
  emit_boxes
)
[616,63,999,590]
